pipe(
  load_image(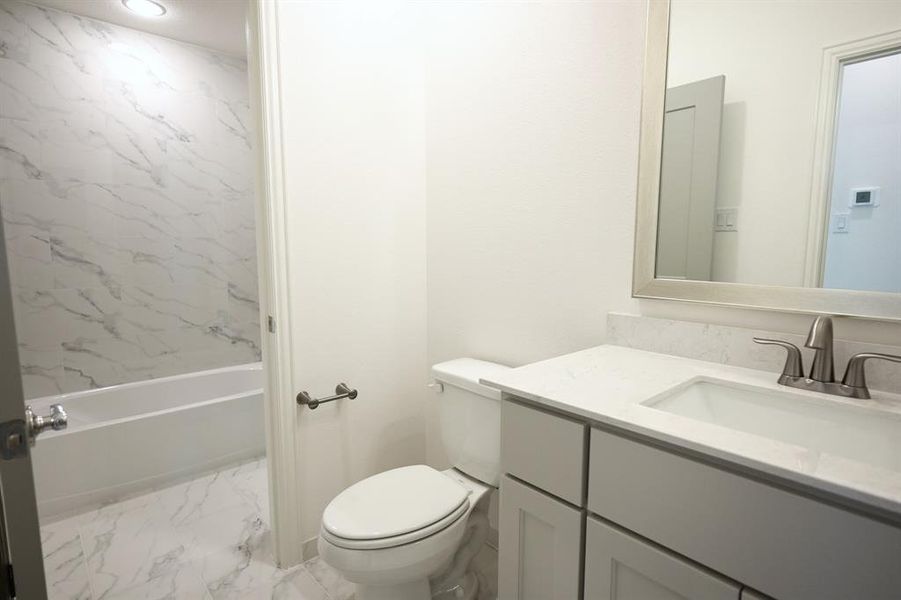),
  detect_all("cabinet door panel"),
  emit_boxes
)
[585,516,740,600]
[499,475,582,600]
